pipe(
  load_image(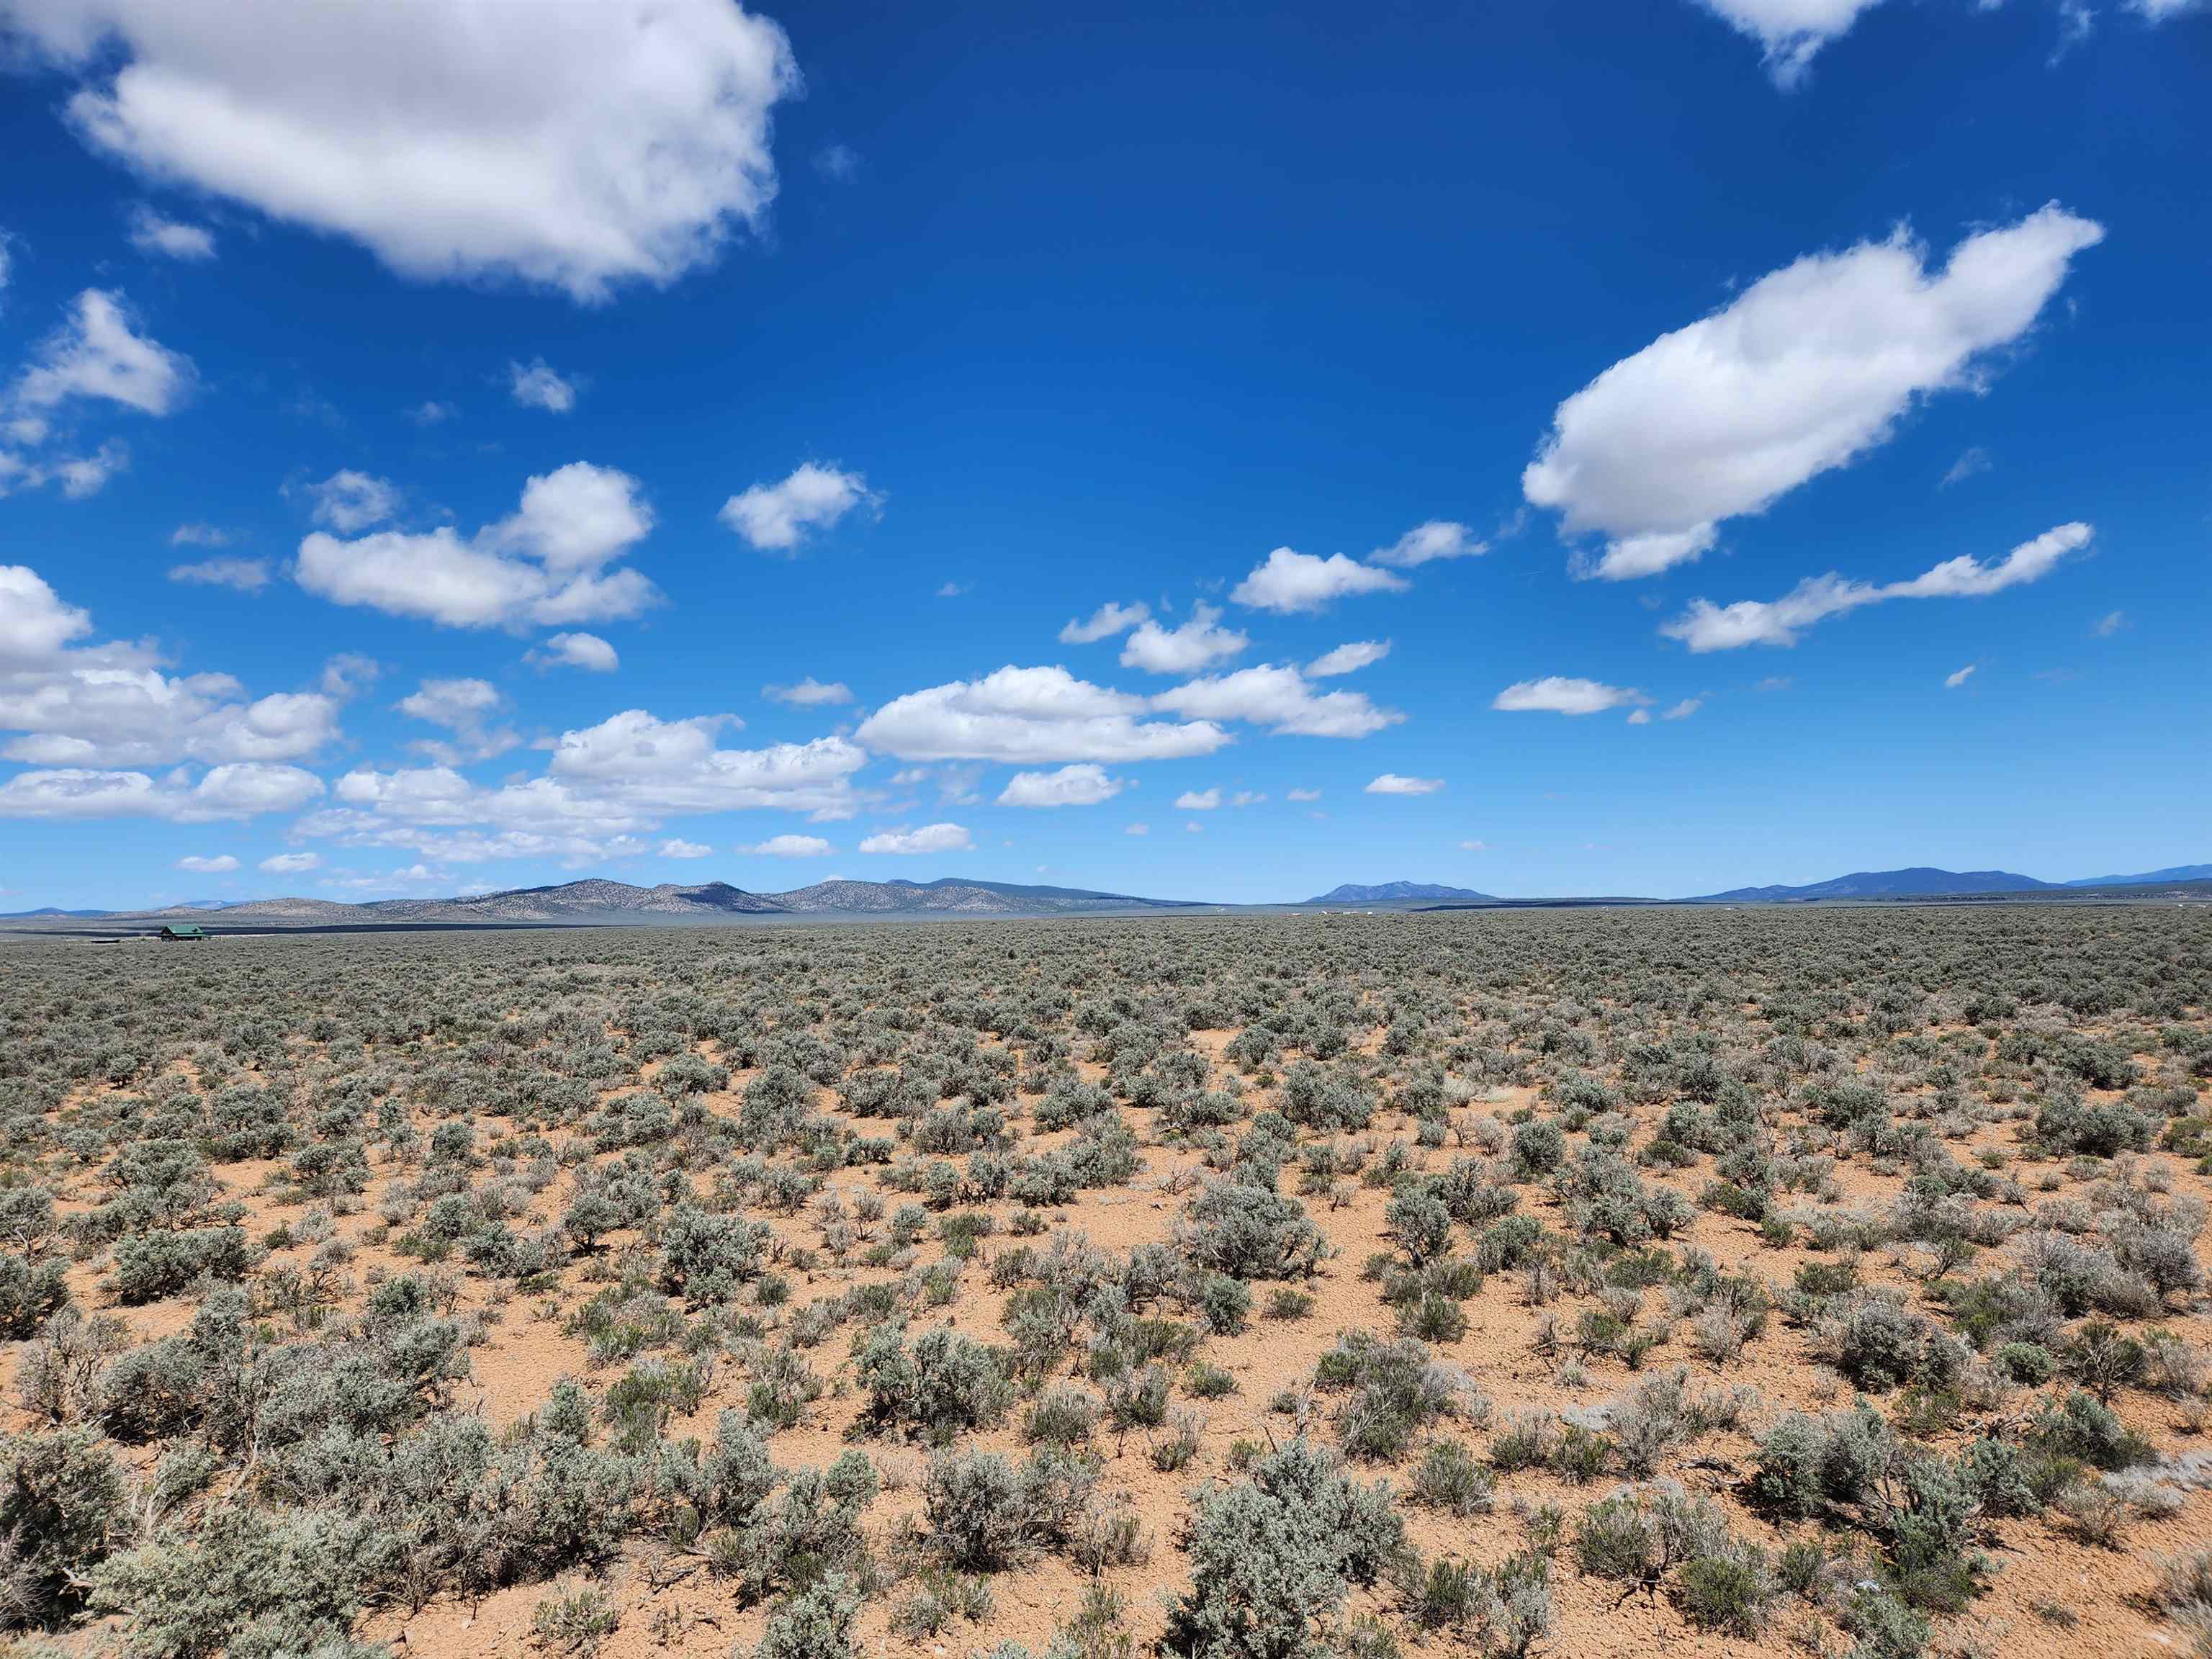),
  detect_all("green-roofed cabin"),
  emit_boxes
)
[159,924,210,941]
